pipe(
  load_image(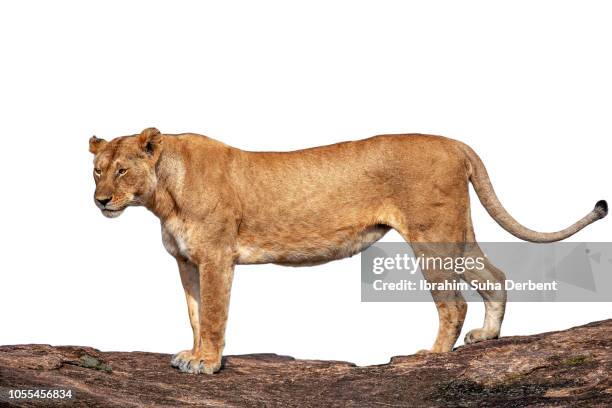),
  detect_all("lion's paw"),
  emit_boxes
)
[171,351,221,375]
[171,350,193,369]
[464,328,499,344]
